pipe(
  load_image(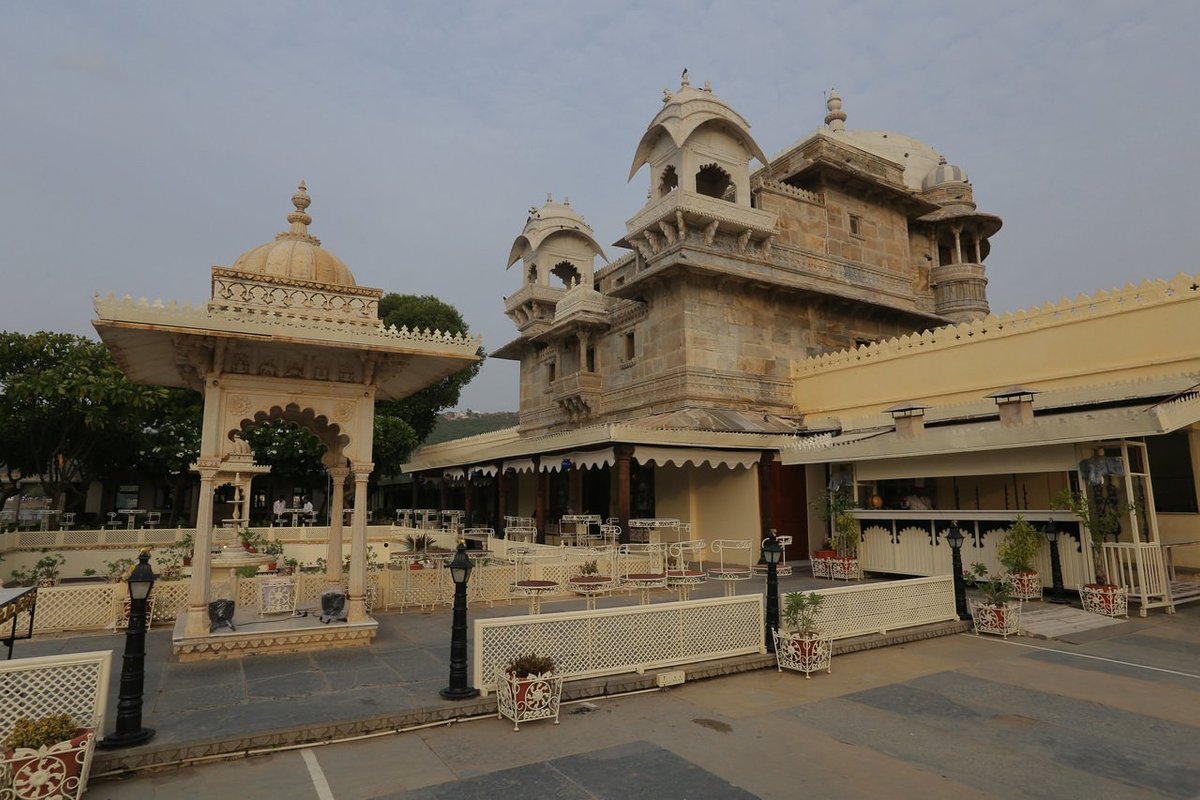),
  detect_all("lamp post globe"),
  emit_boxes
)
[440,543,480,700]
